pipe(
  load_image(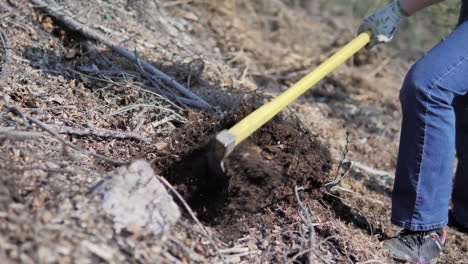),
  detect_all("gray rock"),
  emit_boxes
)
[92,160,180,235]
